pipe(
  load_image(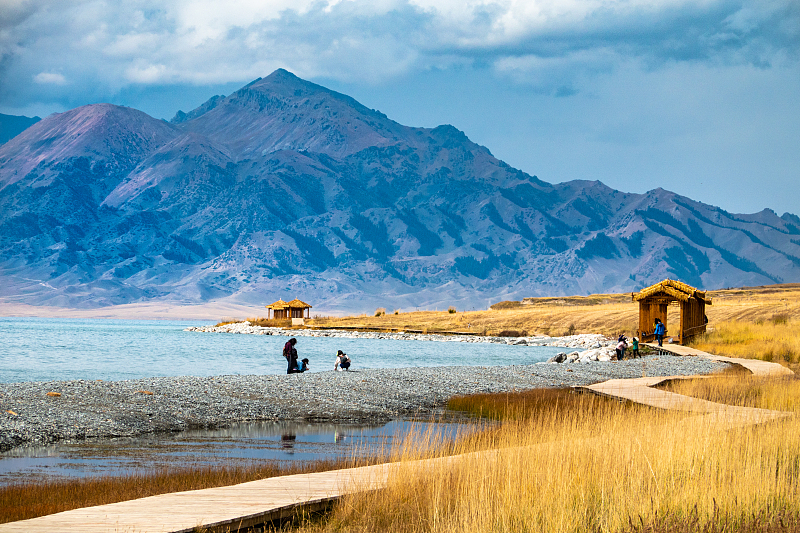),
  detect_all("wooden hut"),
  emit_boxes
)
[265,298,313,320]
[632,279,711,345]
[265,299,289,319]
[286,298,313,319]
